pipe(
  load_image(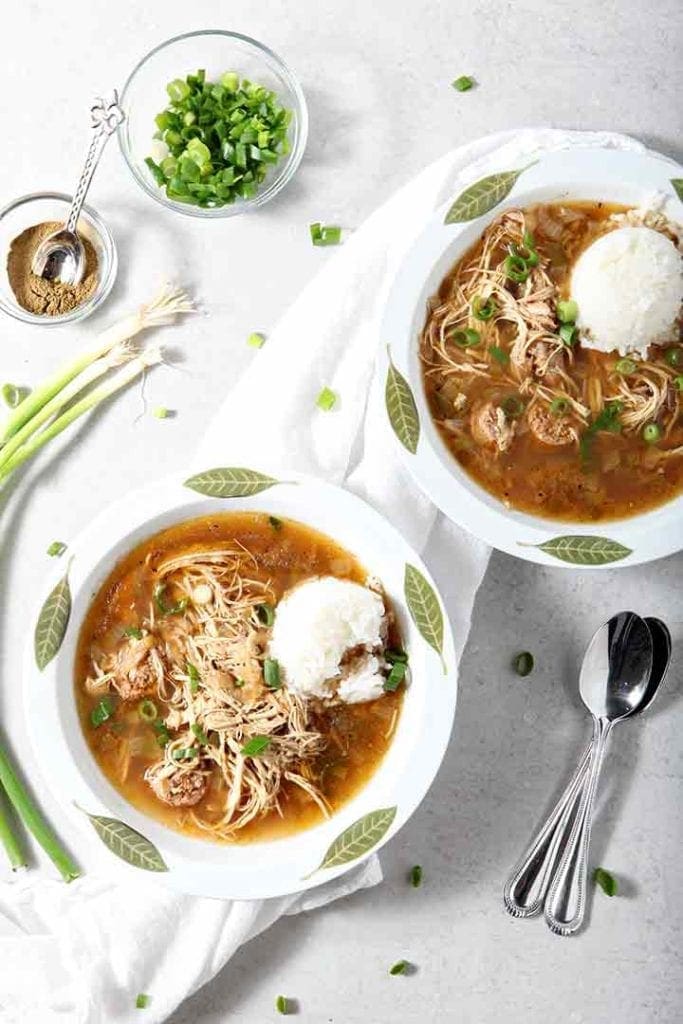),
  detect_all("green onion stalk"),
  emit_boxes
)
[0,284,194,877]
